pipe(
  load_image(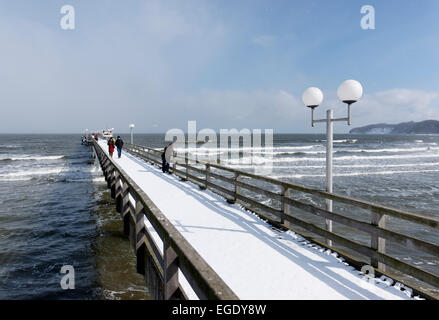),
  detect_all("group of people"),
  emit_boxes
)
[107,136,124,158]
